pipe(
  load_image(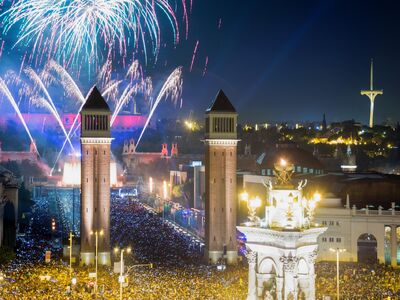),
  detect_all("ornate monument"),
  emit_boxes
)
[204,90,239,265]
[361,59,383,128]
[238,159,327,299]
[80,87,112,266]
